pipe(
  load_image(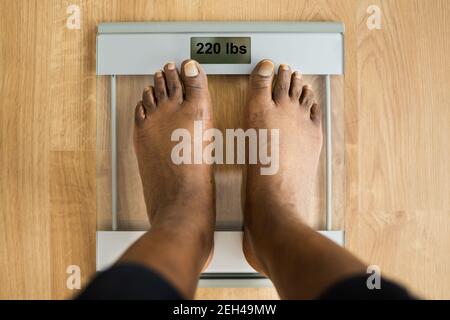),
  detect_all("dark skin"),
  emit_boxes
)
[120,59,366,299]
